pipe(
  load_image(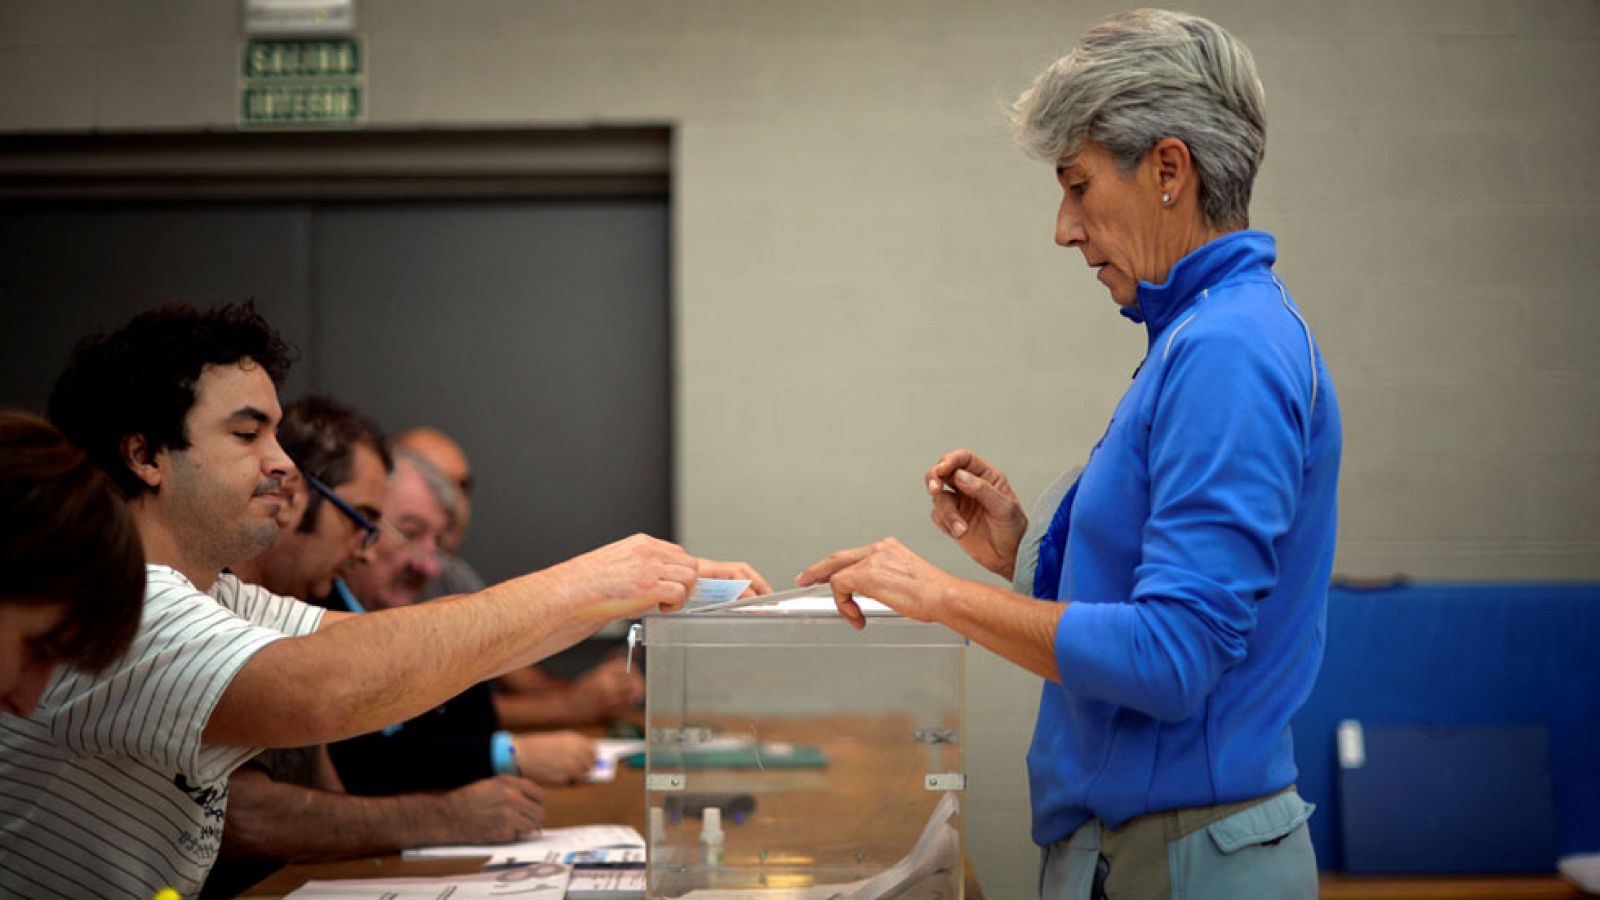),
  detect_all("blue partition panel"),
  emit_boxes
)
[1290,582,1600,870]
